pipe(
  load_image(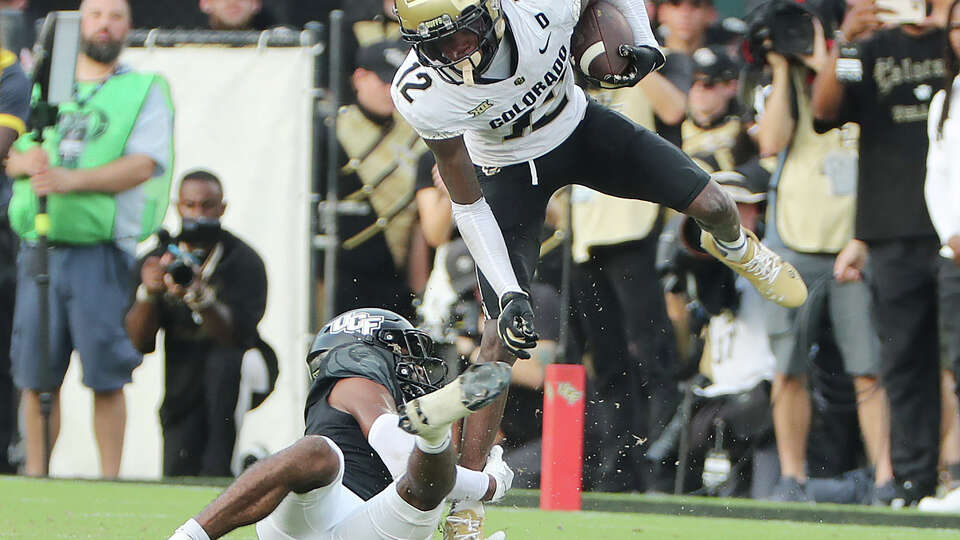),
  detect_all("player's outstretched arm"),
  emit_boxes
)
[169,437,340,540]
[424,137,538,357]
